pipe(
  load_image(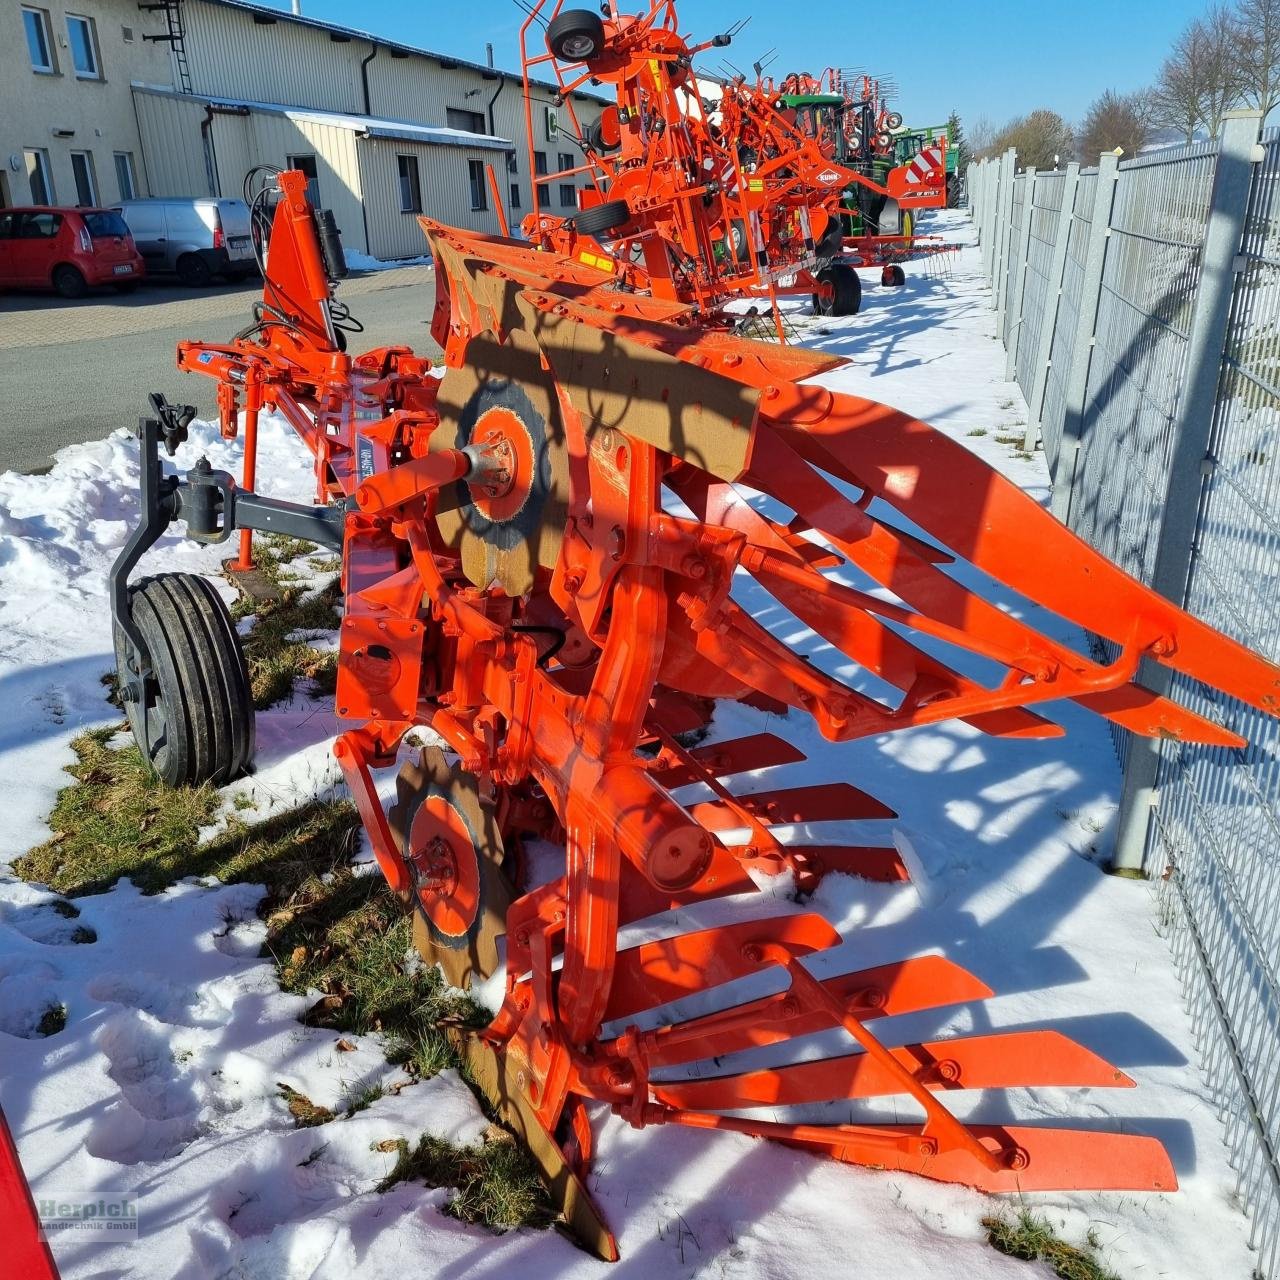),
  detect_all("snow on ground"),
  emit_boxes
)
[0,208,1258,1279]
[343,248,433,273]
